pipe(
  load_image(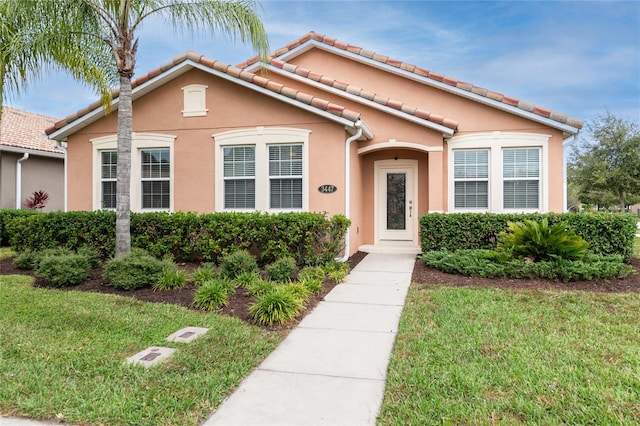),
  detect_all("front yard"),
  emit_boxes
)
[0,275,283,425]
[1,238,639,424]
[378,284,640,424]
